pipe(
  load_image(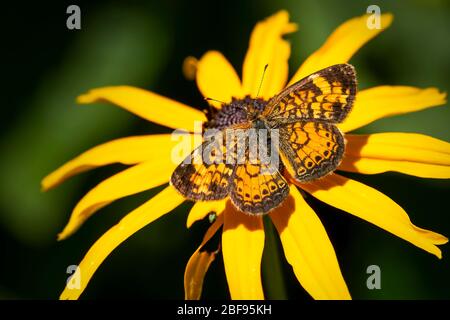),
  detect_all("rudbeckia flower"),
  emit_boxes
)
[42,10,450,300]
